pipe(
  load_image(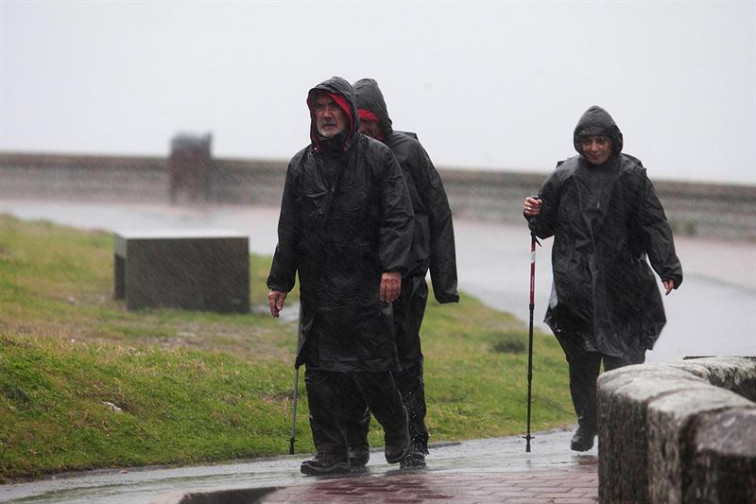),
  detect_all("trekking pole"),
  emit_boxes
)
[524,231,539,452]
[289,366,299,455]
